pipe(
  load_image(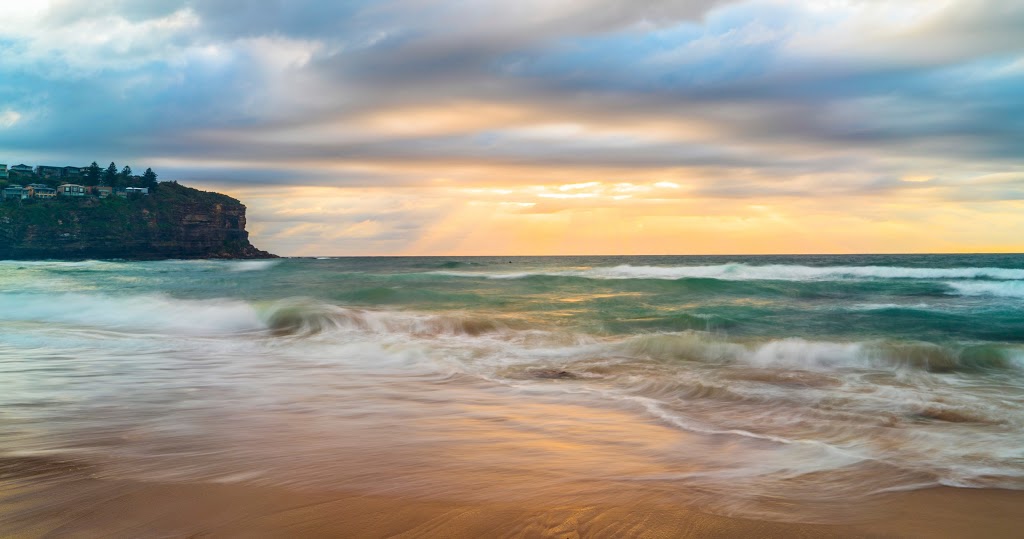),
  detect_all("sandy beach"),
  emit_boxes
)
[3,454,1024,538]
